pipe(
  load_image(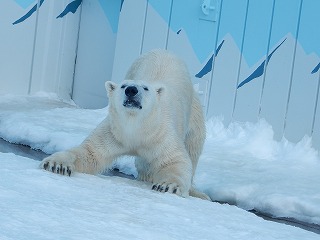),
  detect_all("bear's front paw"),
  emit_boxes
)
[40,153,75,176]
[151,182,187,197]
